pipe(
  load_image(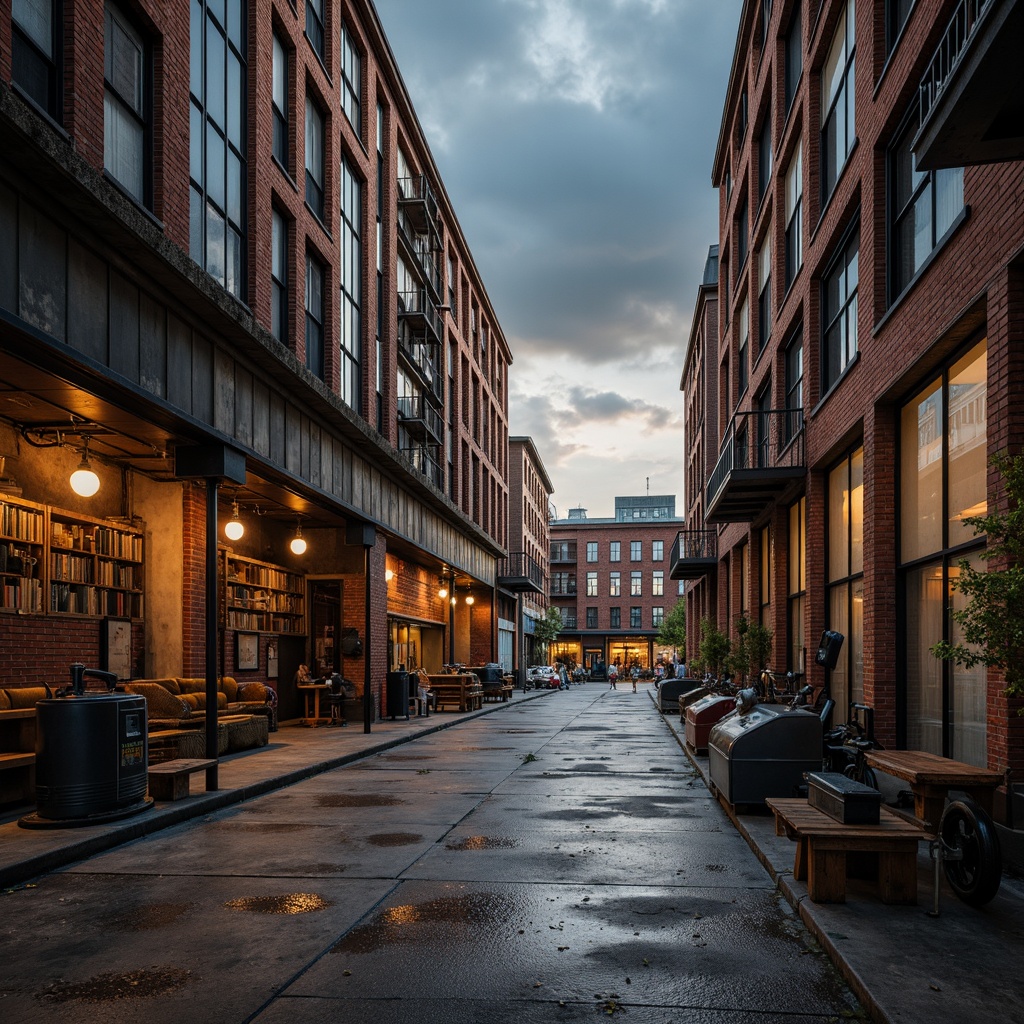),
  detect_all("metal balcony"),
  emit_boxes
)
[397,222,443,300]
[550,543,577,563]
[668,528,719,579]
[550,580,577,597]
[397,175,440,238]
[497,552,546,594]
[915,0,1024,170]
[398,442,443,488]
[706,409,805,523]
[397,324,444,402]
[397,288,443,347]
[397,394,444,443]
